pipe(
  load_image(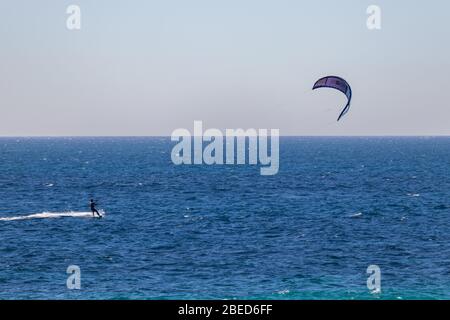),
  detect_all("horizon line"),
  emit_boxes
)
[0,135,449,138]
